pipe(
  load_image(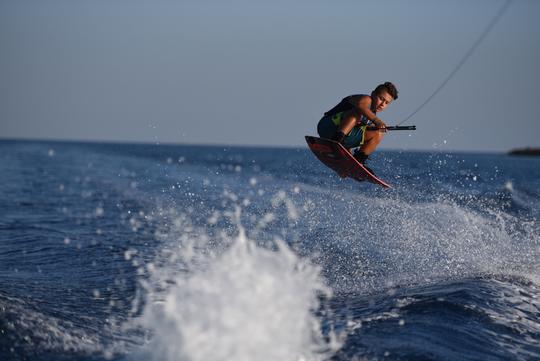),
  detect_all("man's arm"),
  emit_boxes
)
[347,95,386,129]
